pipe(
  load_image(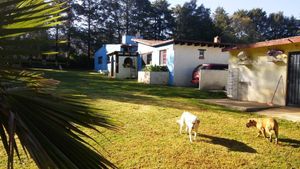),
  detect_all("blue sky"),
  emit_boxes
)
[166,0,300,18]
